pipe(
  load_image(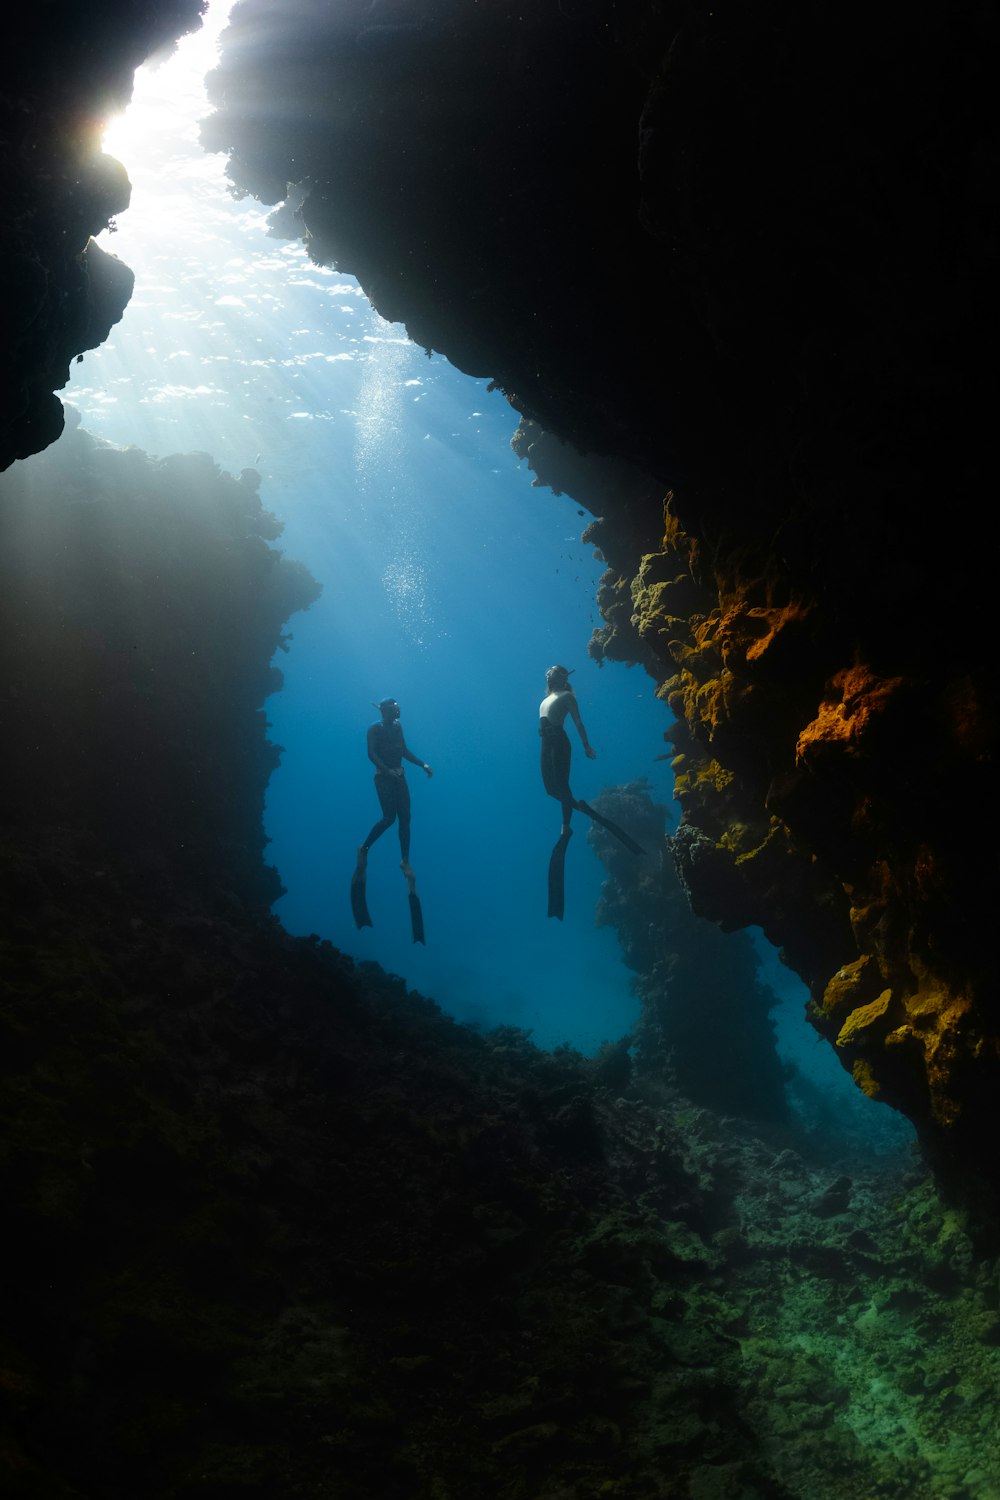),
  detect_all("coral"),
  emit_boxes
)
[4,840,1000,1498]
